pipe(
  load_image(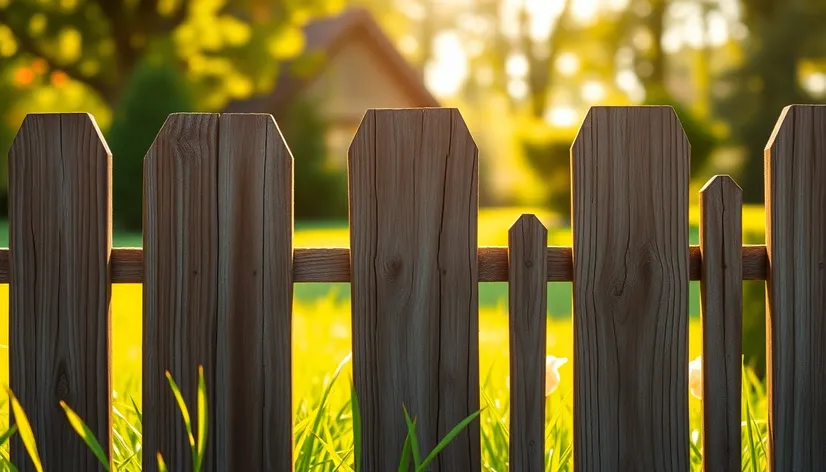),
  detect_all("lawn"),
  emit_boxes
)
[0,206,770,470]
